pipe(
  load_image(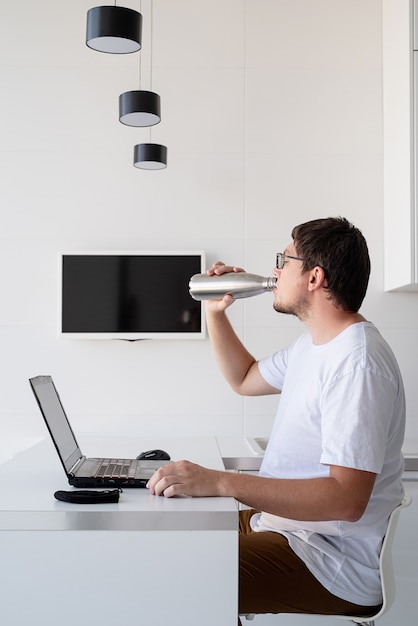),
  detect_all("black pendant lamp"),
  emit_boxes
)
[134,143,167,170]
[86,6,142,54]
[119,90,161,127]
